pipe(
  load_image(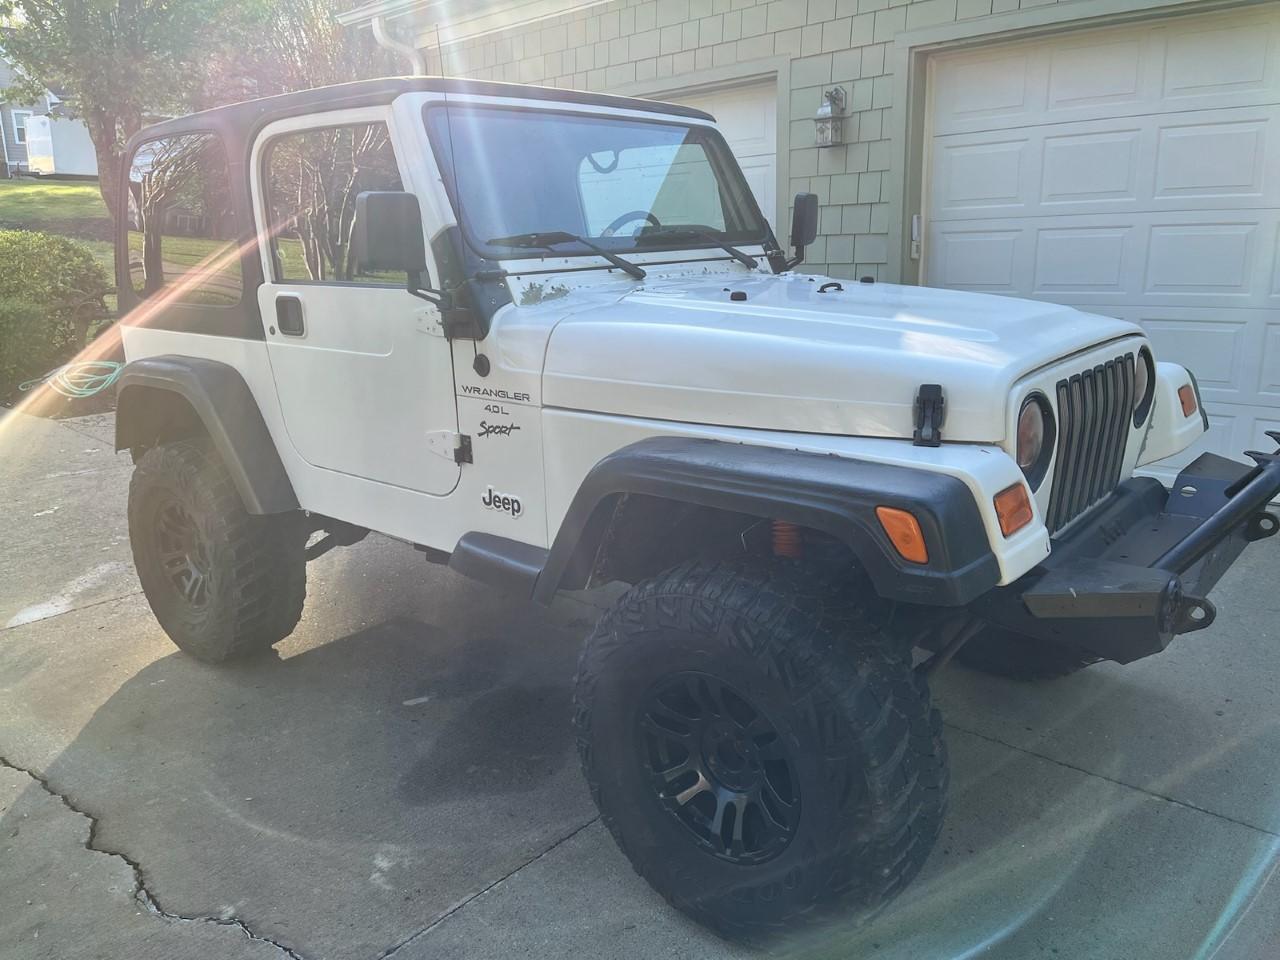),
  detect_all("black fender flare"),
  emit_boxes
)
[115,356,298,515]
[532,437,1001,607]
